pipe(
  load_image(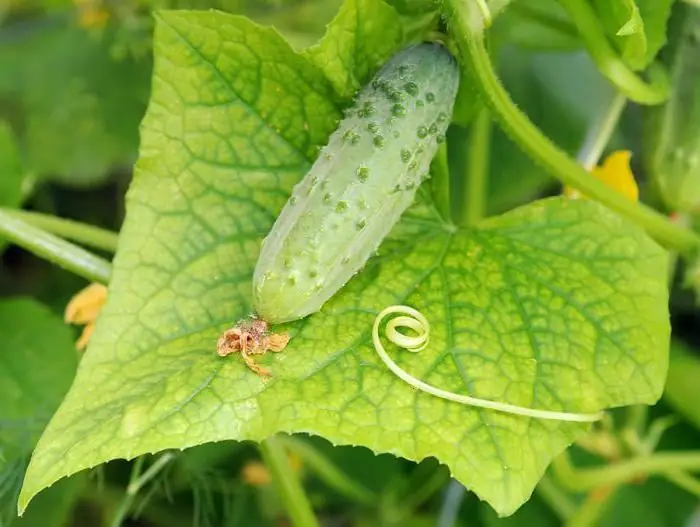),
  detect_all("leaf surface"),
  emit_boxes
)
[304,0,405,99]
[592,0,673,70]
[20,9,670,517]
